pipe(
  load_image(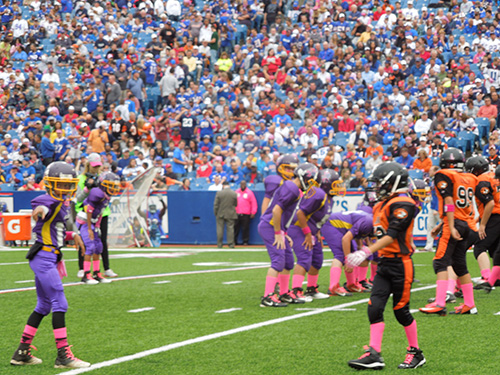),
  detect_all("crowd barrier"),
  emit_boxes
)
[2,190,432,246]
